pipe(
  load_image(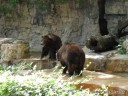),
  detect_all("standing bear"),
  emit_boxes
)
[57,42,85,76]
[41,33,62,60]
